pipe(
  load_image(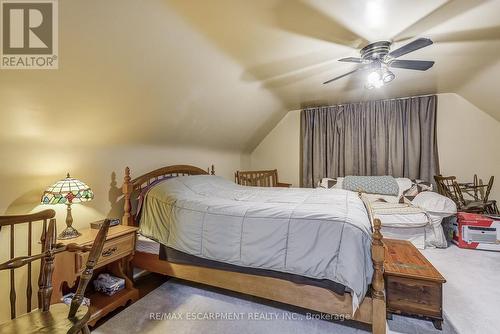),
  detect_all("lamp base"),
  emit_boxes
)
[58,226,81,240]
